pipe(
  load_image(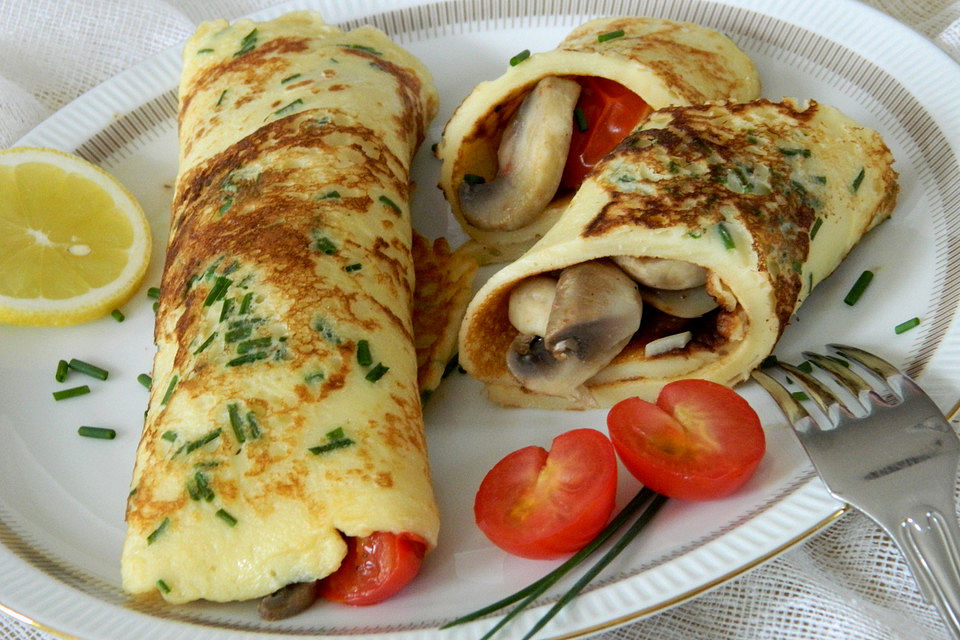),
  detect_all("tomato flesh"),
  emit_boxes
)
[561,76,651,190]
[319,531,426,606]
[474,428,618,559]
[607,380,766,501]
